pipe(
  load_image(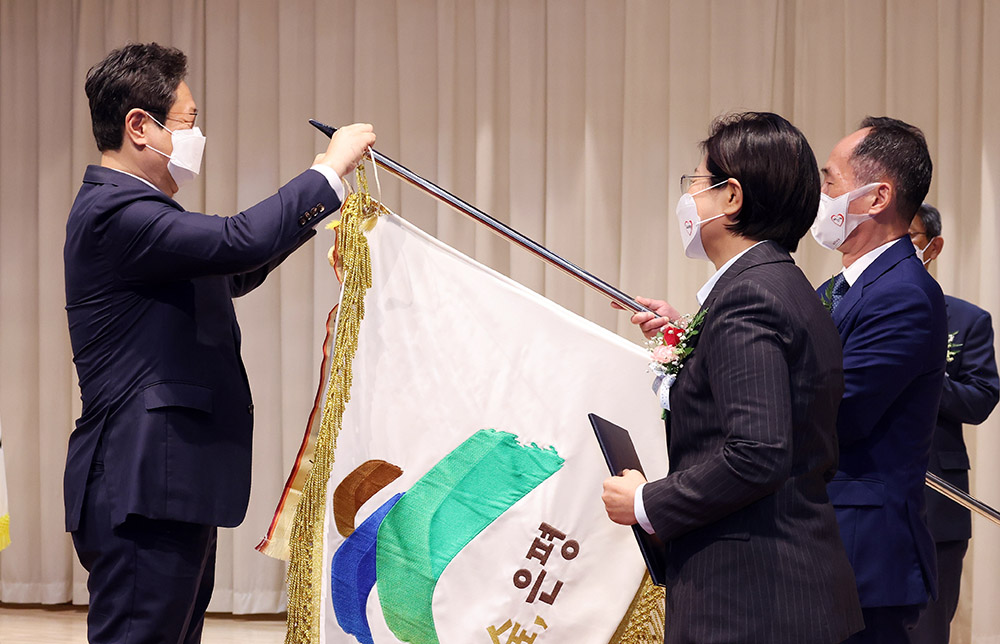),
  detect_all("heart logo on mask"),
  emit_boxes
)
[831,213,845,227]
[684,220,694,235]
